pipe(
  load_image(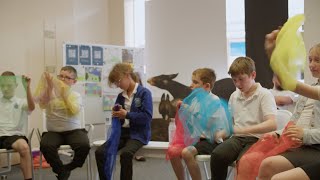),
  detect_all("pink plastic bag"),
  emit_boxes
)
[166,110,186,159]
[236,121,300,180]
